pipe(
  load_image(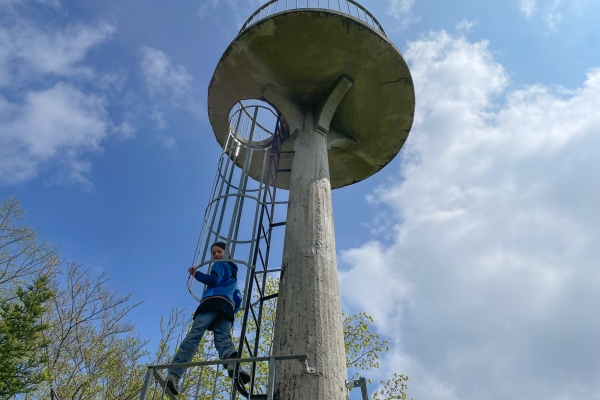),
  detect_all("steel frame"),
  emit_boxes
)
[184,101,291,399]
[139,354,314,400]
